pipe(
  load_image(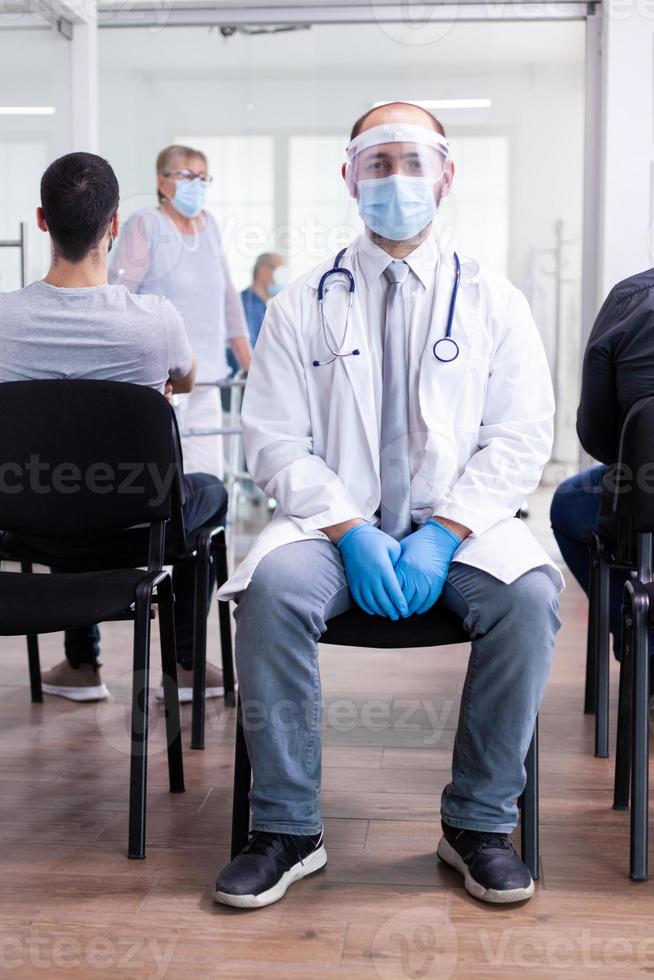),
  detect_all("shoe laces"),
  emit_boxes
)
[243,830,312,866]
[455,828,513,857]
[475,833,513,852]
